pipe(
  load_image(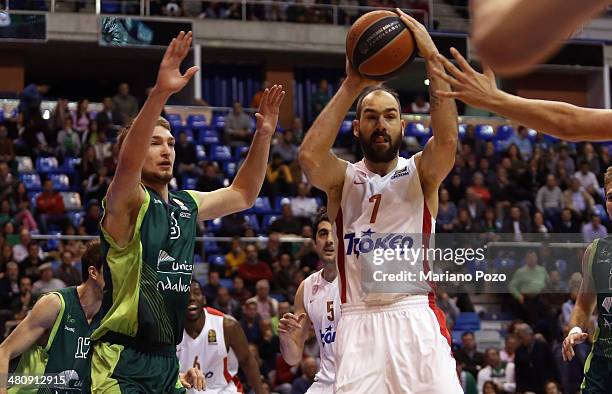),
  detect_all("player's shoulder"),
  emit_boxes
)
[205,306,225,317]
